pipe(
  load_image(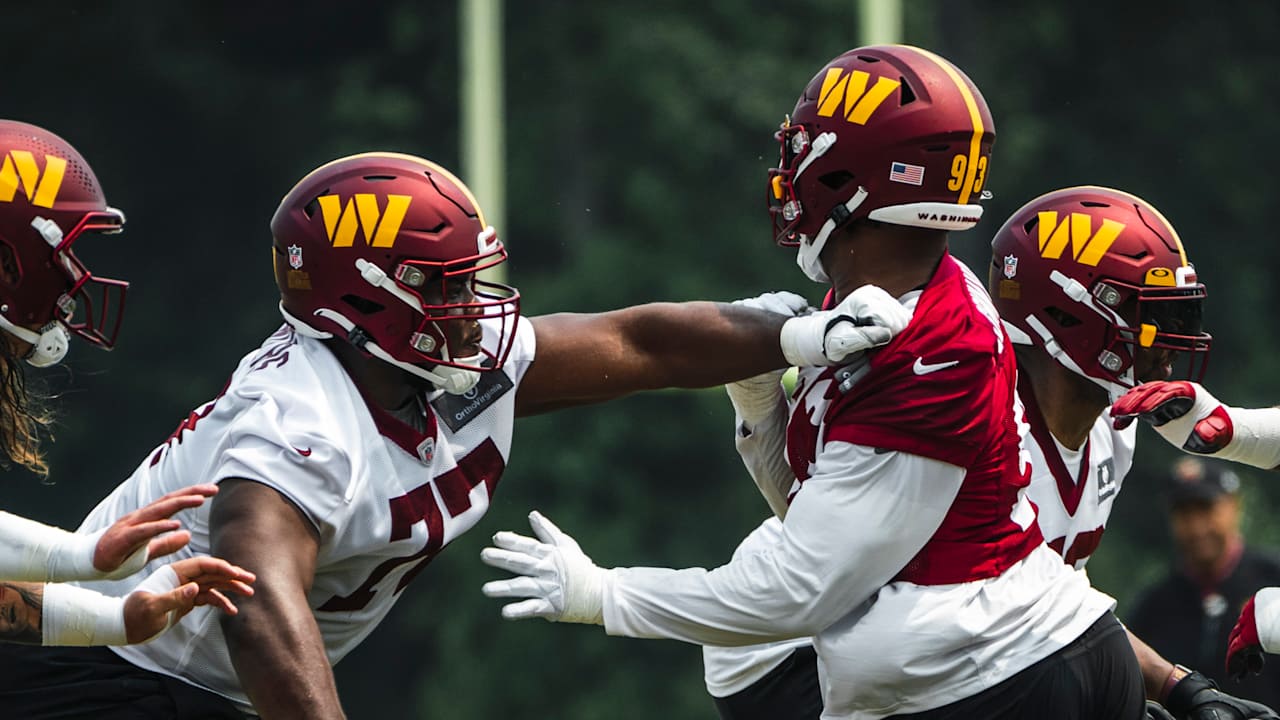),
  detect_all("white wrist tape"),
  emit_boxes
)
[1216,407,1280,470]
[129,565,185,643]
[42,583,127,646]
[1255,587,1280,653]
[564,566,607,626]
[779,315,827,367]
[0,512,98,582]
[725,371,788,428]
